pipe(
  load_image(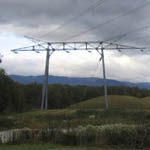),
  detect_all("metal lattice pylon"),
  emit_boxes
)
[11,40,145,110]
